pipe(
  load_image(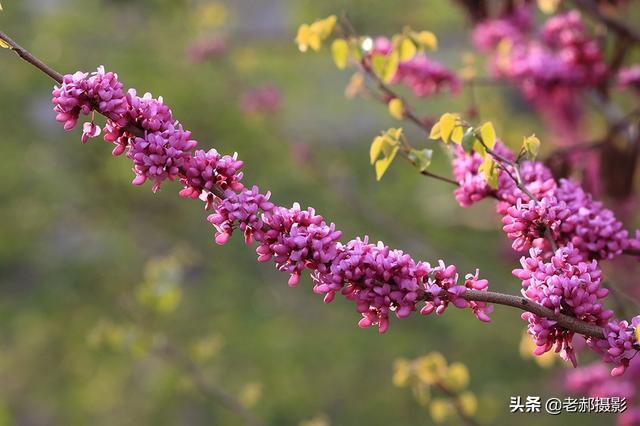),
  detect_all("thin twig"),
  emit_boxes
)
[160,344,265,426]
[434,382,480,426]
